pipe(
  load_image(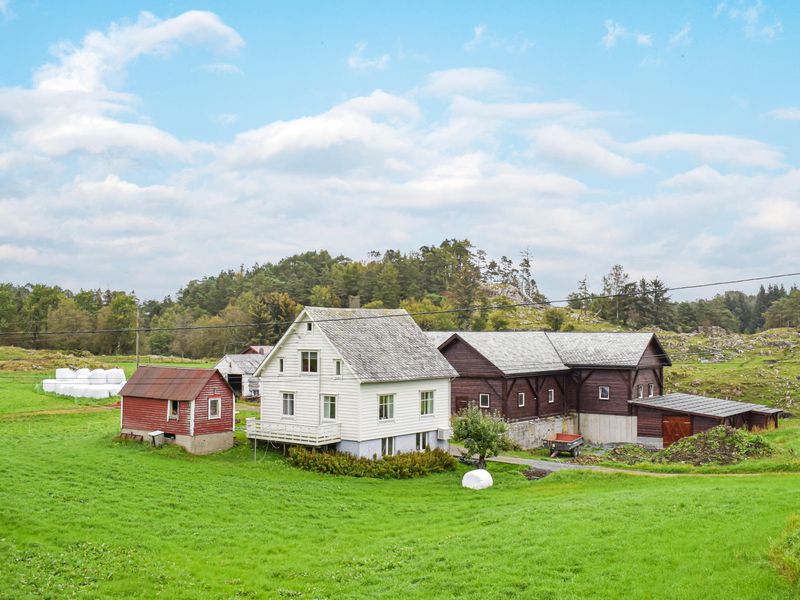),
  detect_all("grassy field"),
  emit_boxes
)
[0,345,799,598]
